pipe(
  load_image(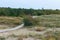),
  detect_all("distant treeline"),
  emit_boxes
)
[0,7,60,17]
